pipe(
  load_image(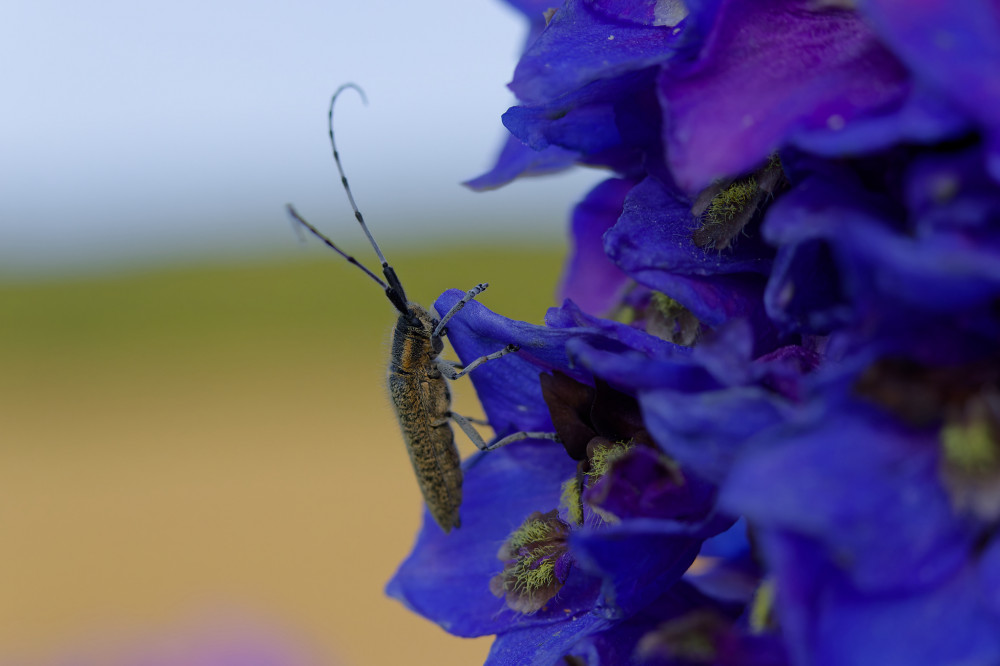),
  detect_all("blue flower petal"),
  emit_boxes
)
[567,581,742,665]
[387,441,584,637]
[566,339,711,392]
[486,612,611,666]
[584,445,718,522]
[558,177,637,316]
[608,176,773,276]
[860,0,1000,179]
[722,405,973,593]
[760,530,1000,665]
[979,535,1000,620]
[464,134,578,191]
[433,293,683,436]
[511,0,682,105]
[604,176,773,325]
[659,0,912,189]
[639,385,791,483]
[764,174,1000,319]
[546,298,679,358]
[571,515,731,619]
[503,99,622,154]
[433,290,580,435]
